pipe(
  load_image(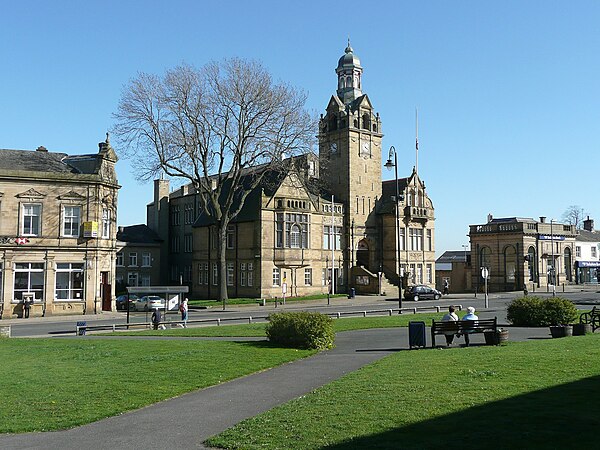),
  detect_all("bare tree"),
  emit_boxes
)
[561,205,587,229]
[113,59,315,307]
